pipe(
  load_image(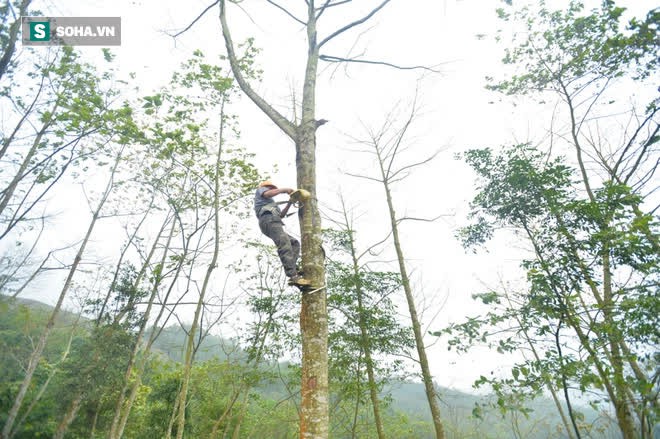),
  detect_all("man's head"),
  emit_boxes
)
[259,180,277,189]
